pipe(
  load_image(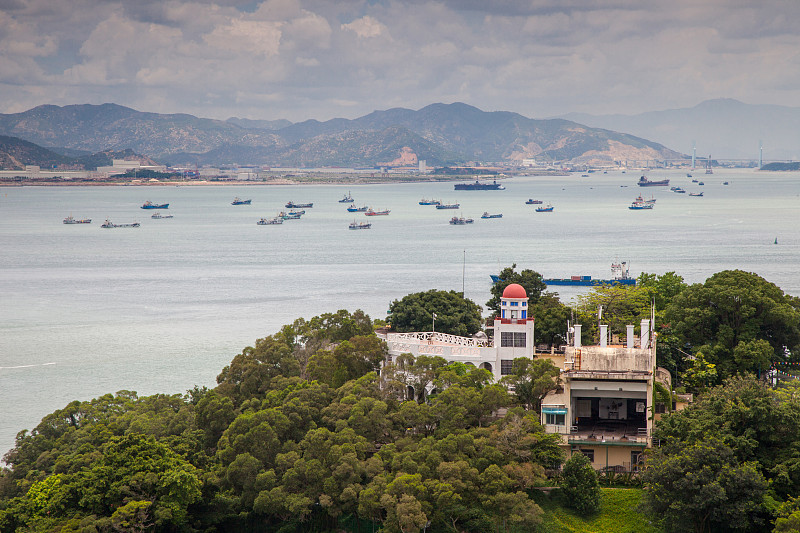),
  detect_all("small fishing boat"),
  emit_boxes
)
[349,221,372,230]
[278,211,302,220]
[257,217,283,225]
[689,192,704,197]
[101,218,140,228]
[232,197,252,205]
[286,201,313,208]
[365,208,390,216]
[525,199,543,204]
[449,216,474,225]
[339,192,354,203]
[436,203,460,210]
[63,215,91,224]
[419,198,441,206]
[141,201,168,209]
[288,210,305,216]
[535,204,554,212]
[634,195,656,204]
[481,212,503,219]
[347,204,368,212]
[151,212,174,219]
[628,202,654,210]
